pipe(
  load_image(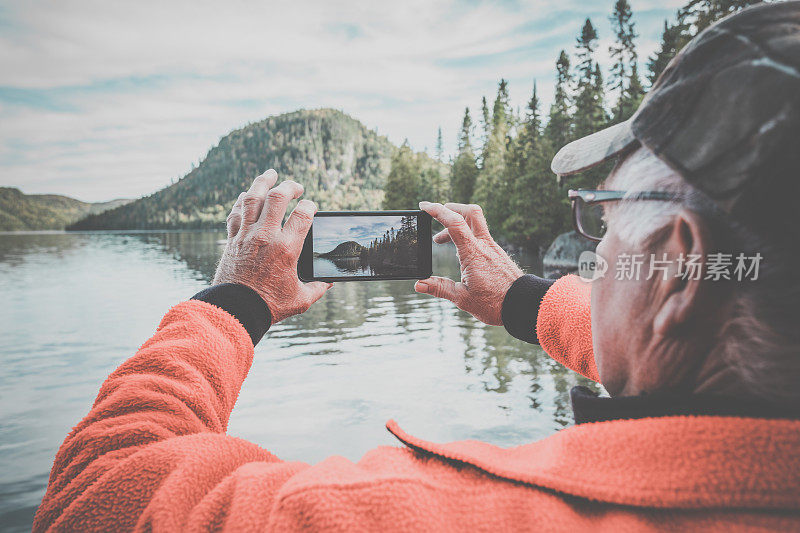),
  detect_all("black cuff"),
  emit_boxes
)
[501,275,556,344]
[191,283,272,345]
